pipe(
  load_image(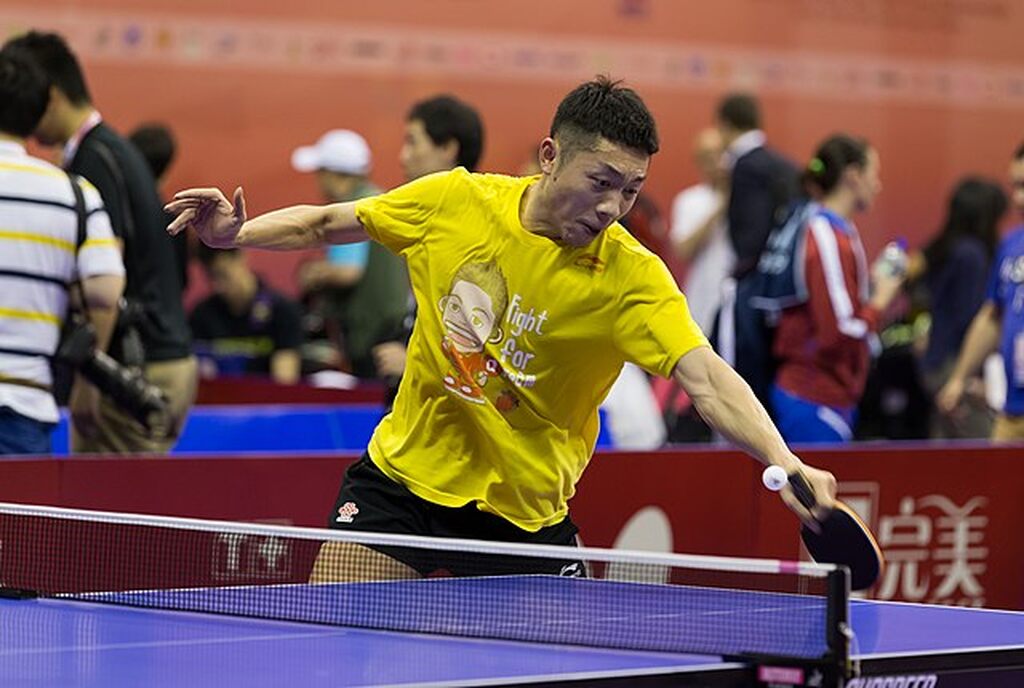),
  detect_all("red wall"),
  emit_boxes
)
[5,1,1024,304]
[1,444,1021,609]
